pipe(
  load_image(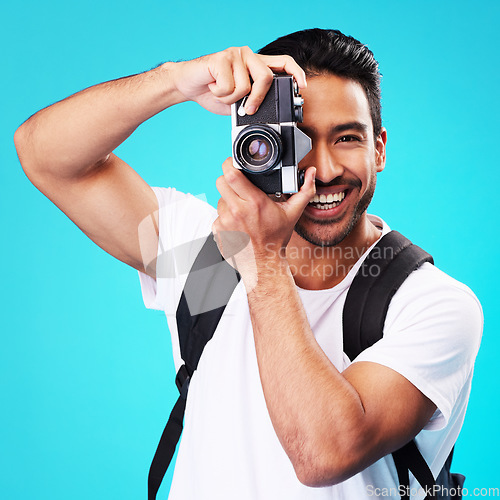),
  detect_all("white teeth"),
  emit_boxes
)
[310,190,346,206]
